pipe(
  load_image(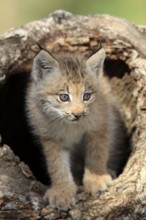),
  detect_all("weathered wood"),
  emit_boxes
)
[0,10,146,219]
